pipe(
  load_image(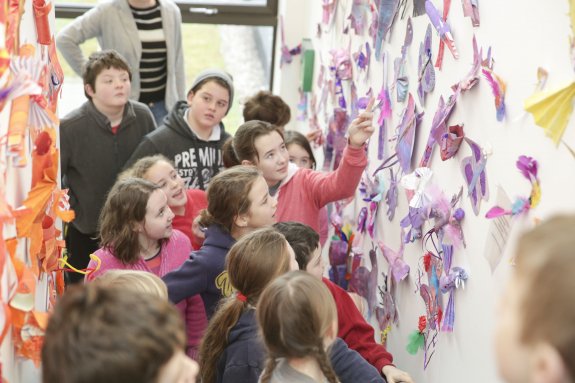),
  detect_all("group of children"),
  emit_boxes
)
[47,48,575,383]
